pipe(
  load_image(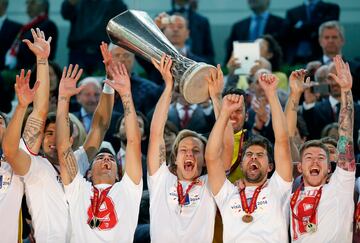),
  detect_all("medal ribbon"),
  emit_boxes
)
[290,183,323,224]
[355,202,360,223]
[177,179,198,205]
[88,186,112,223]
[239,182,265,215]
